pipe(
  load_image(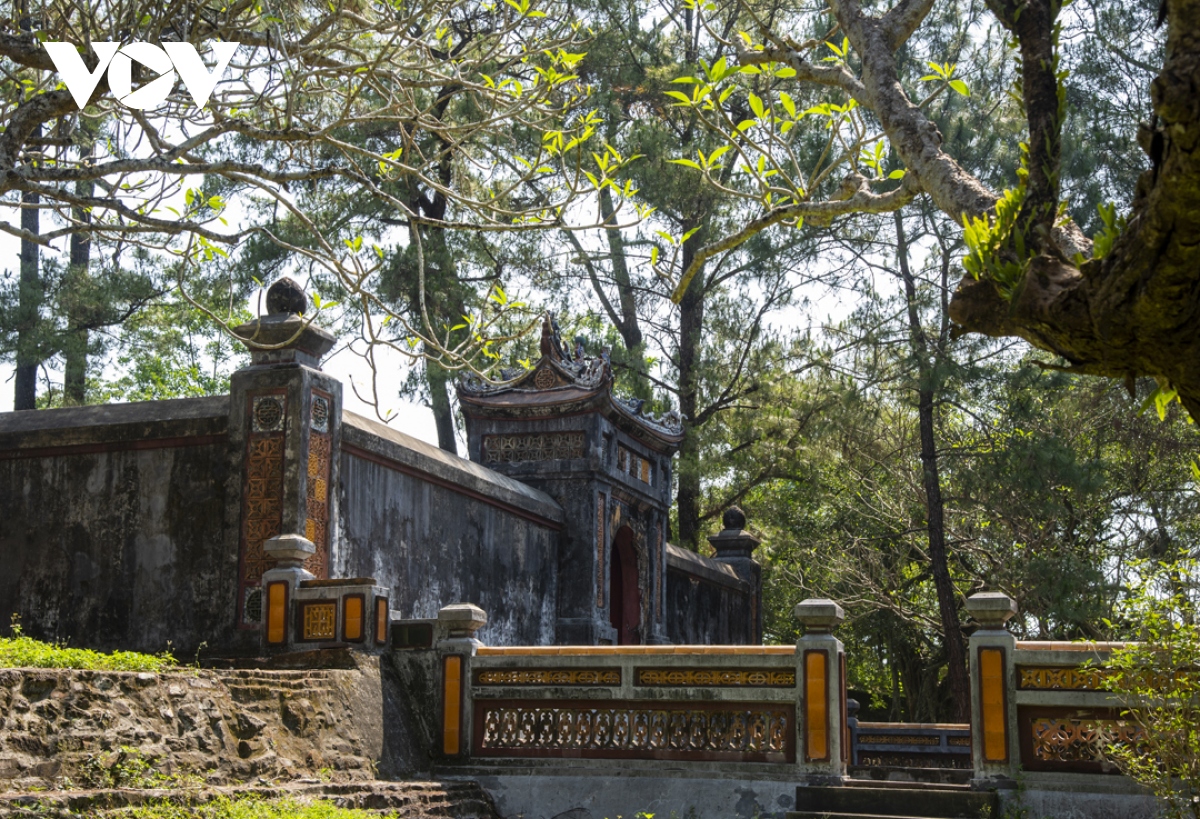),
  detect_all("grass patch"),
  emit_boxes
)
[113,796,381,819]
[0,618,175,672]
